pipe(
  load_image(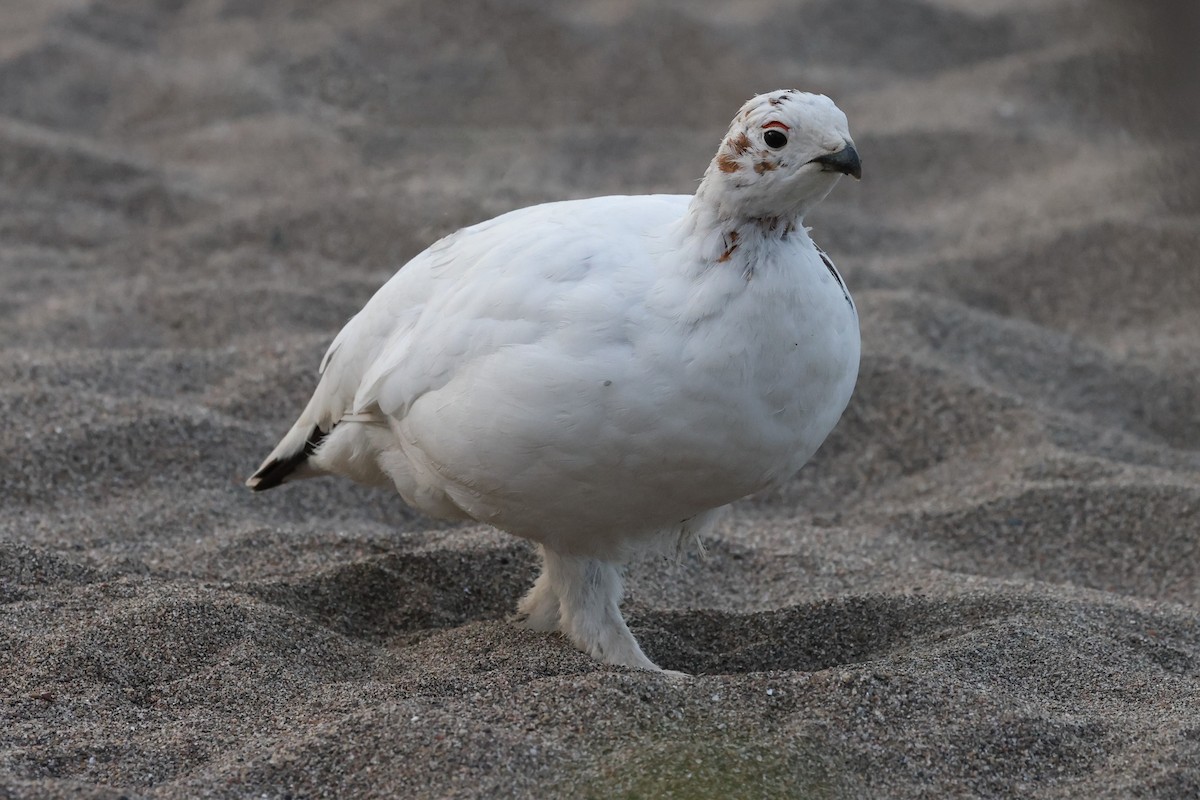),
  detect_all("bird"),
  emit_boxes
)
[247,89,862,674]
